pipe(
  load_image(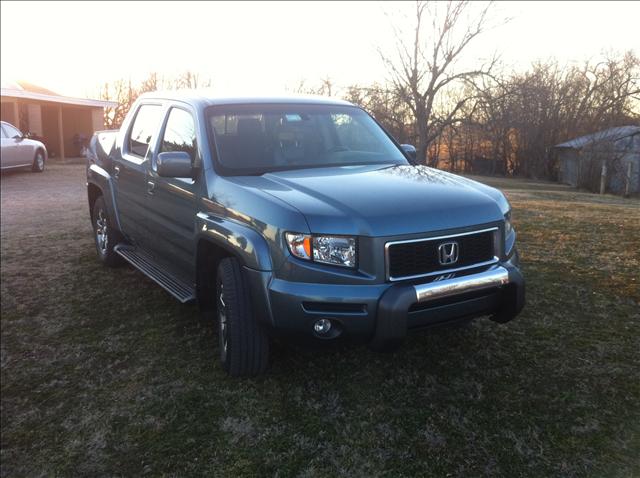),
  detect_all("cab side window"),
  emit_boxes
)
[128,104,162,158]
[160,108,196,160]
